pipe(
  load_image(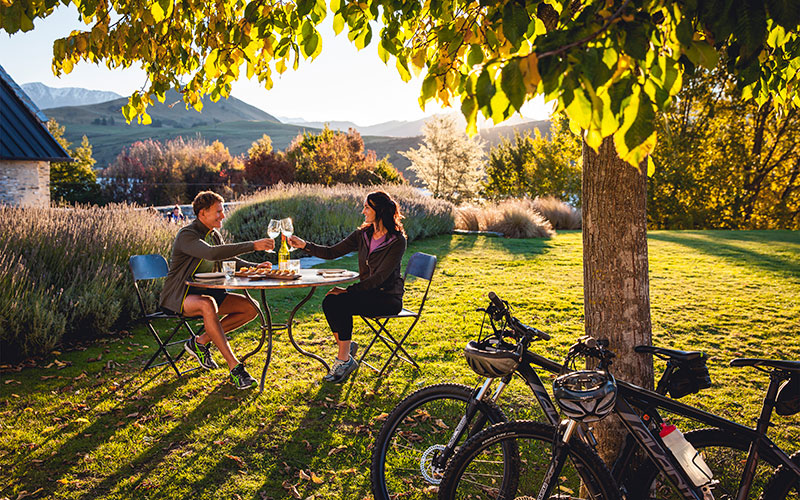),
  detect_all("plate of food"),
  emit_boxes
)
[194,272,226,280]
[315,269,348,275]
[234,267,301,280]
